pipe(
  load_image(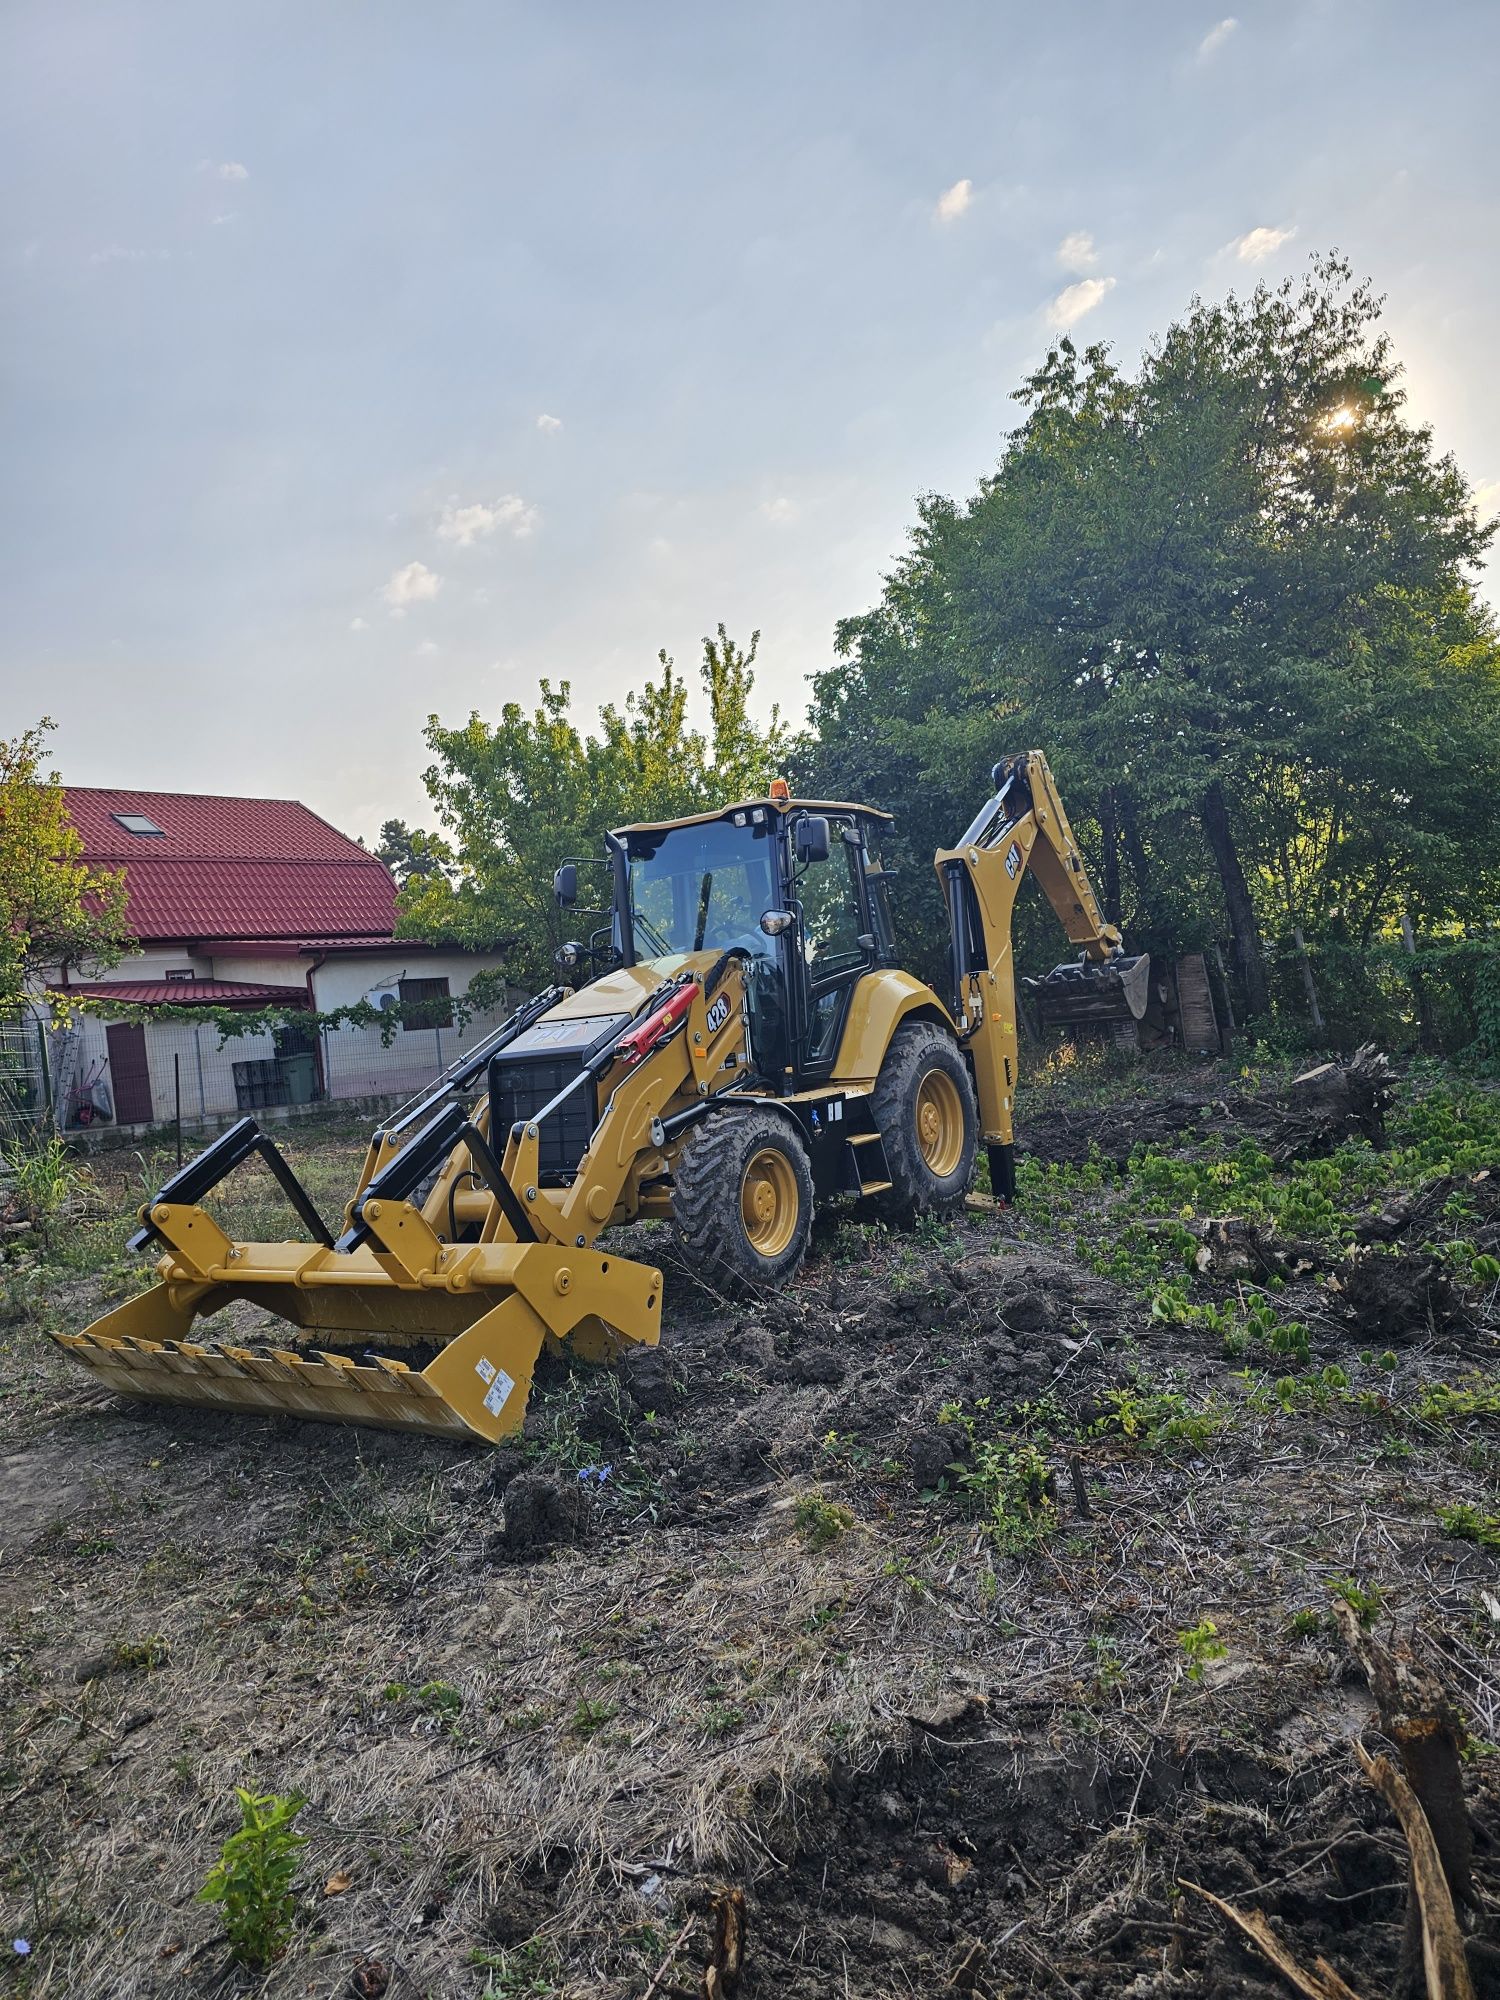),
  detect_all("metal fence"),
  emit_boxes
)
[41,999,522,1144]
[0,1011,52,1147]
